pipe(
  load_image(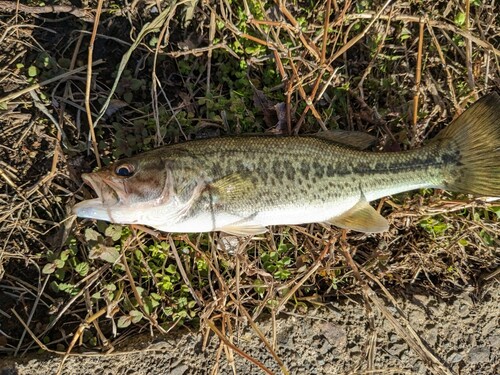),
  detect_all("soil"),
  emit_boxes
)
[1,285,498,375]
